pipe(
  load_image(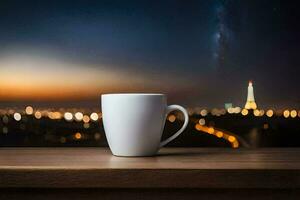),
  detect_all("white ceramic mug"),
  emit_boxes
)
[101,93,189,156]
